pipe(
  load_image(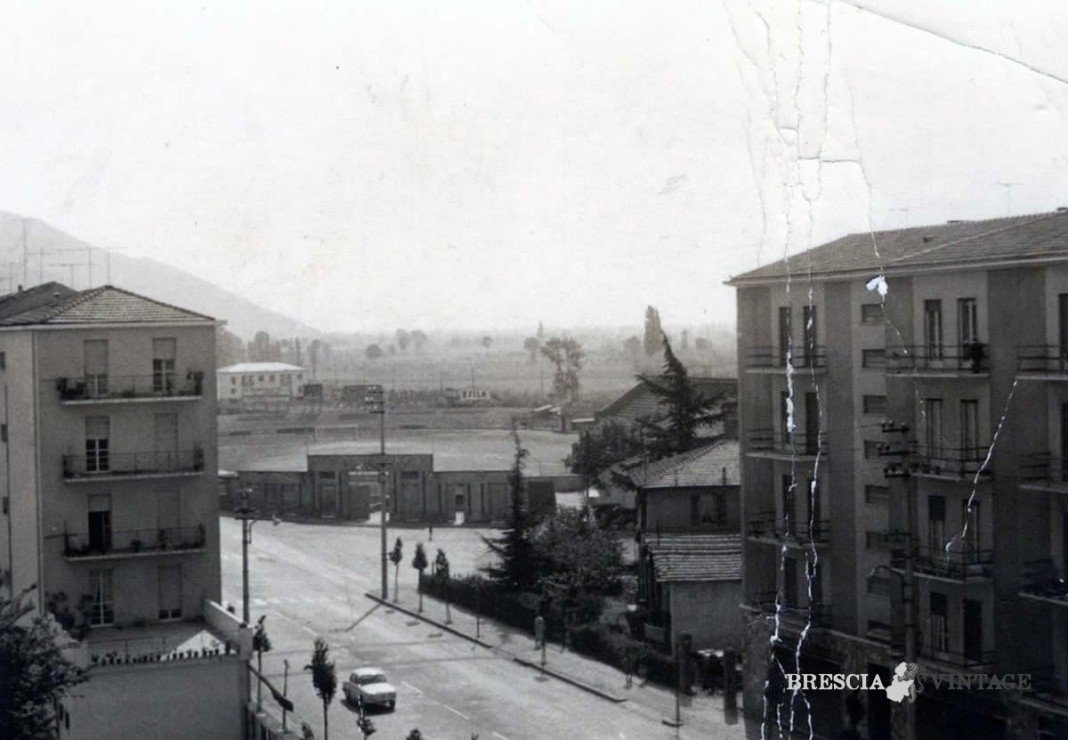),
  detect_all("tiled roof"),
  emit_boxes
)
[0,284,214,326]
[640,440,740,489]
[644,533,742,583]
[598,377,737,423]
[727,210,1068,285]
